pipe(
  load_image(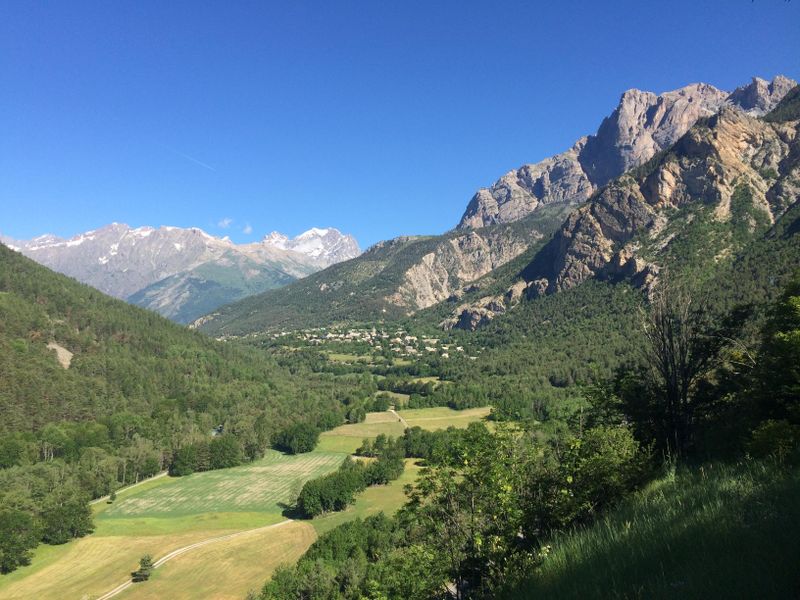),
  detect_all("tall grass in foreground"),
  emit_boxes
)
[508,460,800,599]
